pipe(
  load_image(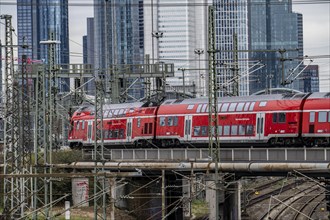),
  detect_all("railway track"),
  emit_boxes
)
[245,179,328,220]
